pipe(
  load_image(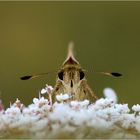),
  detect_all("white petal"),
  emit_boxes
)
[41,88,48,94]
[103,88,118,103]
